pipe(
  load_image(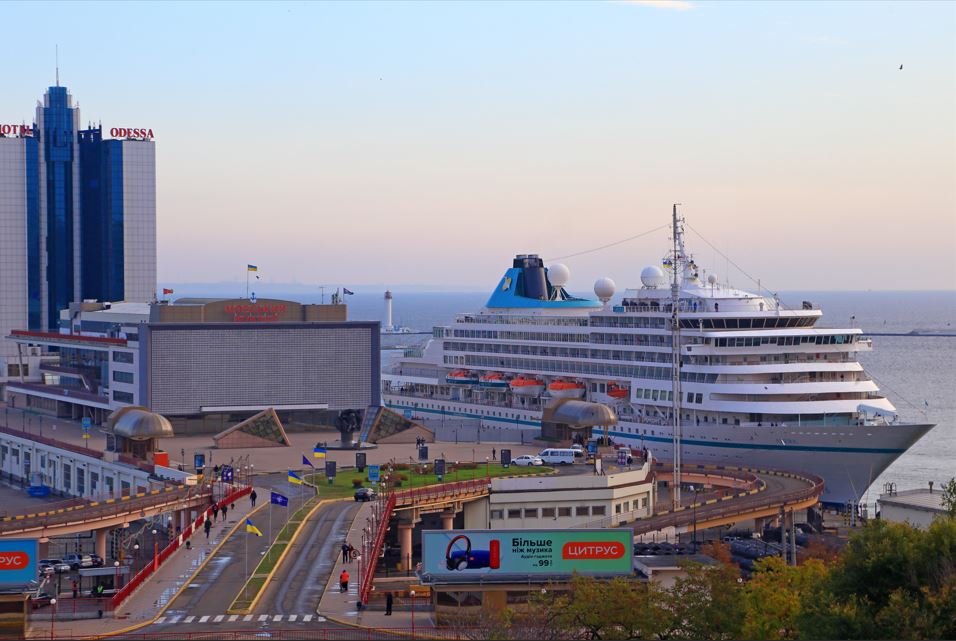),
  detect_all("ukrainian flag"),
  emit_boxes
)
[247,264,258,272]
[245,519,263,537]
[288,470,303,485]
[313,447,327,459]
